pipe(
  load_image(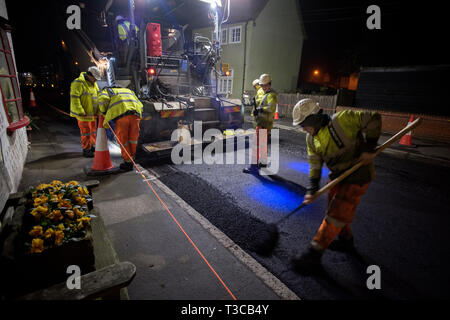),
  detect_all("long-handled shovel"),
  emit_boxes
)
[249,117,423,256]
